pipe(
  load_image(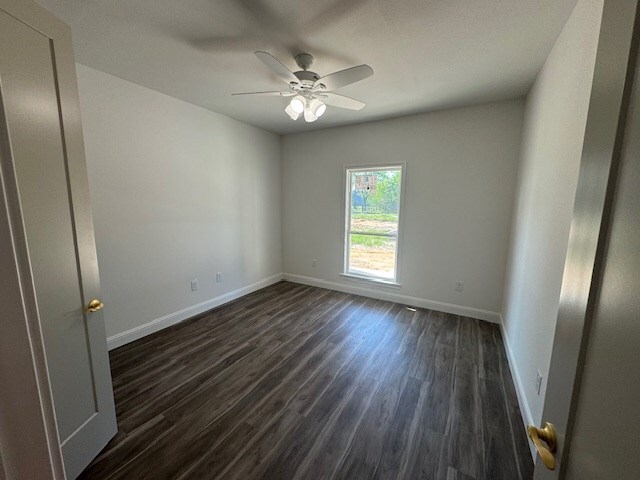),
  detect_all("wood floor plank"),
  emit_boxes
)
[107,282,308,376]
[371,376,423,479]
[77,415,174,480]
[216,301,388,479]
[136,298,382,479]
[492,324,535,479]
[479,377,521,480]
[404,425,447,480]
[292,376,378,480]
[255,303,400,479]
[258,366,366,479]
[79,282,533,480]
[323,306,417,479]
[215,406,305,480]
[175,420,260,479]
[120,289,346,432]
[333,383,399,480]
[418,311,458,434]
[446,466,477,480]
[445,317,484,479]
